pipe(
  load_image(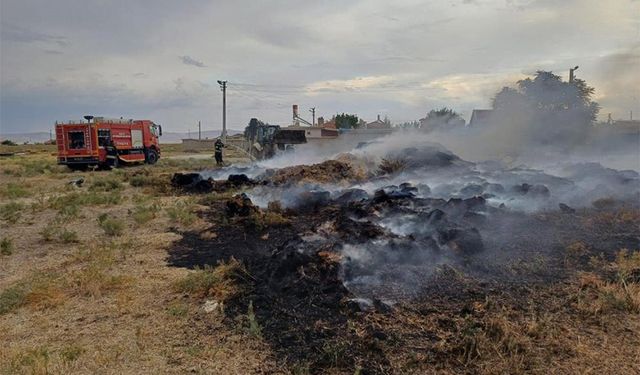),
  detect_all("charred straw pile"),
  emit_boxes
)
[169,143,640,374]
